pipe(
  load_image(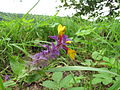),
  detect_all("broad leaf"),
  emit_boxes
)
[25,73,42,83]
[103,57,109,62]
[67,87,84,90]
[92,51,102,60]
[102,77,112,85]
[42,80,59,89]
[92,78,102,84]
[93,73,115,78]
[109,58,115,64]
[10,56,25,76]
[52,72,63,83]
[60,74,73,88]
